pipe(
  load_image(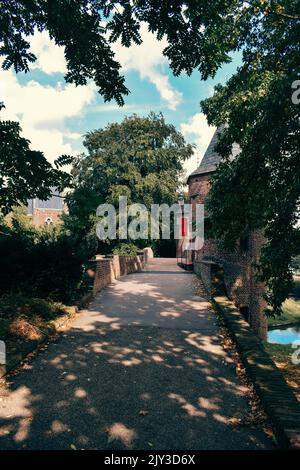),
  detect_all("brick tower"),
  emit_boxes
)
[187,127,268,340]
